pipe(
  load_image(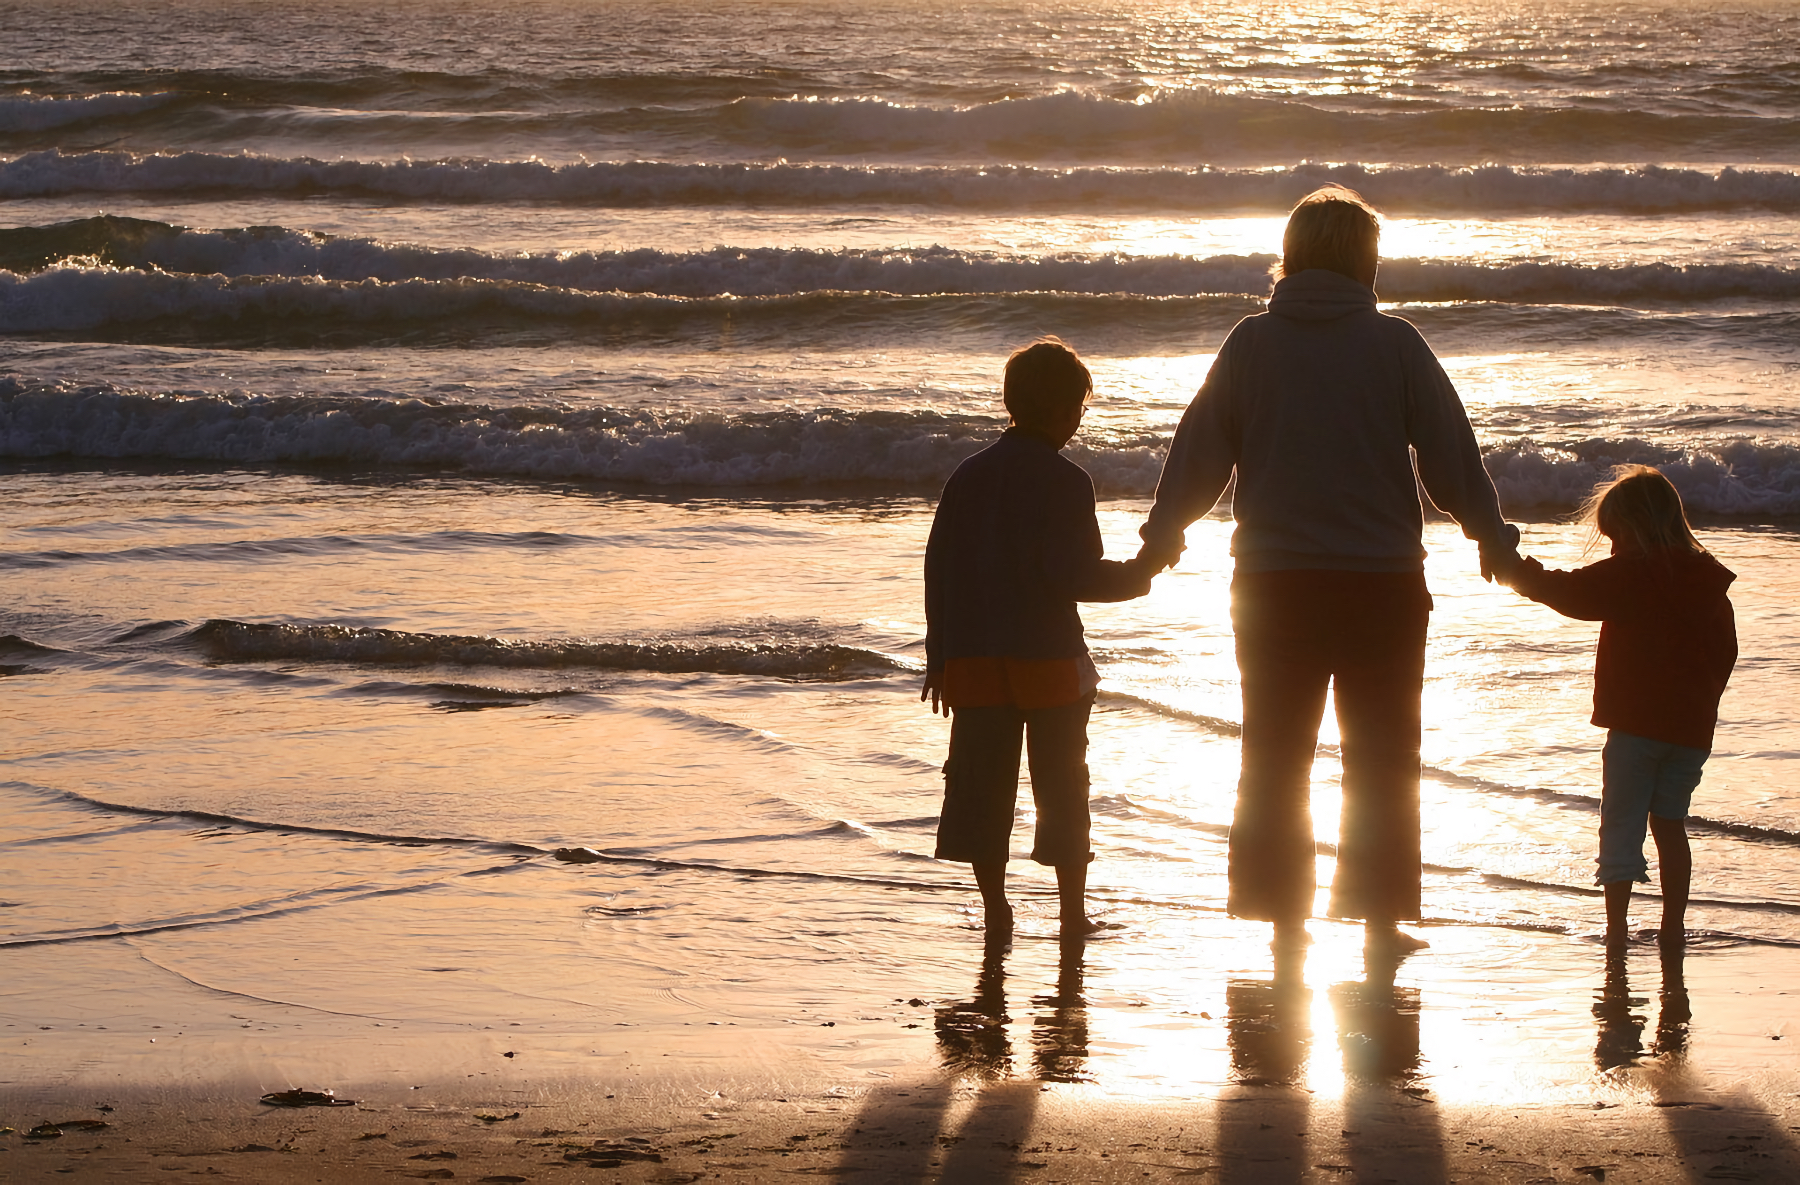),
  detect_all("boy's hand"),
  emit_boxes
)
[921,672,949,717]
